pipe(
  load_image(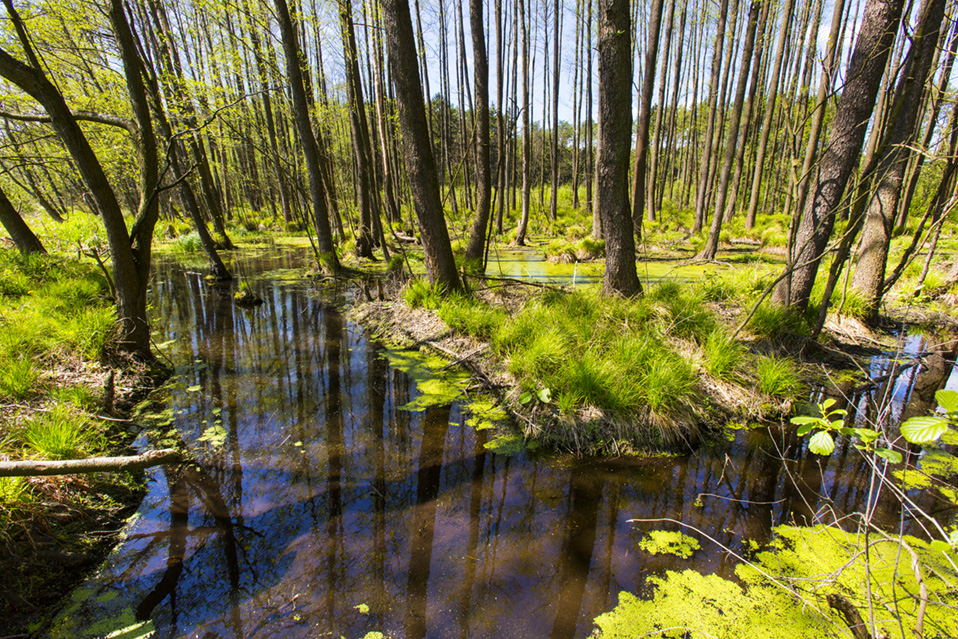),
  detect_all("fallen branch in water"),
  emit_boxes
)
[0,449,183,477]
